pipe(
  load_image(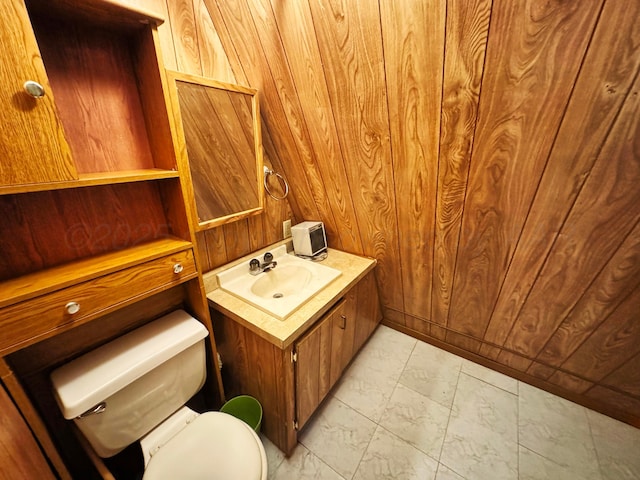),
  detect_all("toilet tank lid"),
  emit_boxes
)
[50,310,209,419]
